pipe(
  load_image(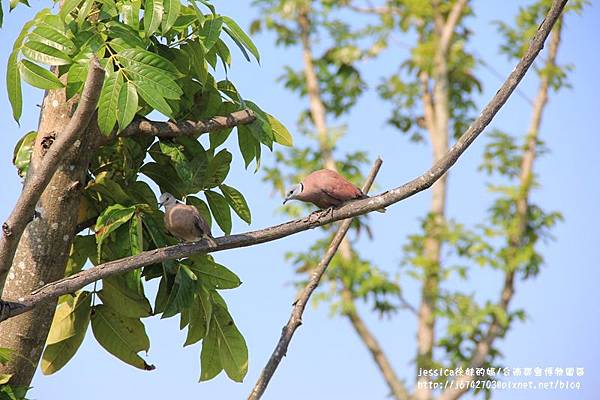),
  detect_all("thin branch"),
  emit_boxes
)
[0,57,105,294]
[248,158,384,400]
[0,2,564,321]
[118,109,256,139]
